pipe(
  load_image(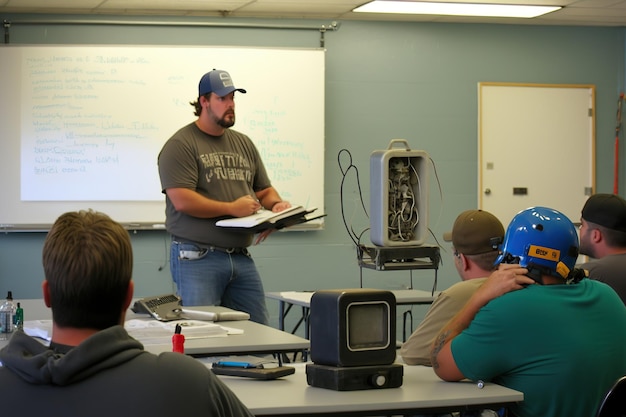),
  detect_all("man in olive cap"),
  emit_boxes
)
[400,209,504,366]
[579,193,626,304]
